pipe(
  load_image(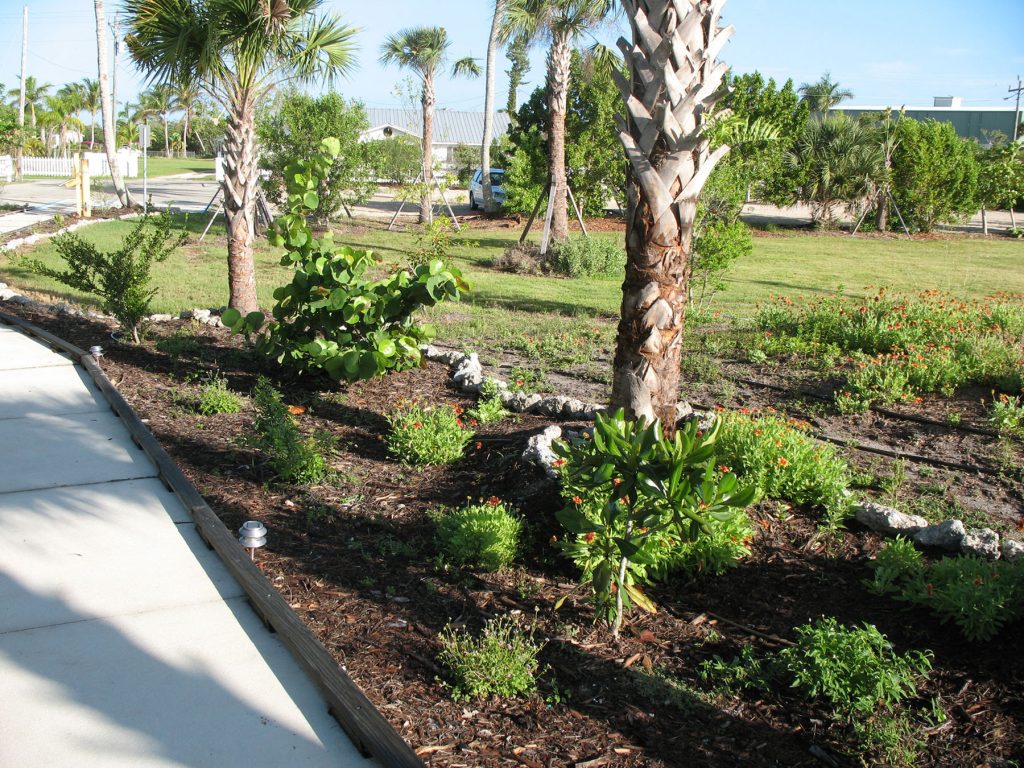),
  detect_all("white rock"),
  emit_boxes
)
[451,352,483,388]
[854,501,928,536]
[191,308,212,322]
[532,396,571,417]
[149,313,173,323]
[1001,539,1024,561]
[0,288,18,301]
[522,425,564,479]
[913,519,967,551]
[962,528,1000,559]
